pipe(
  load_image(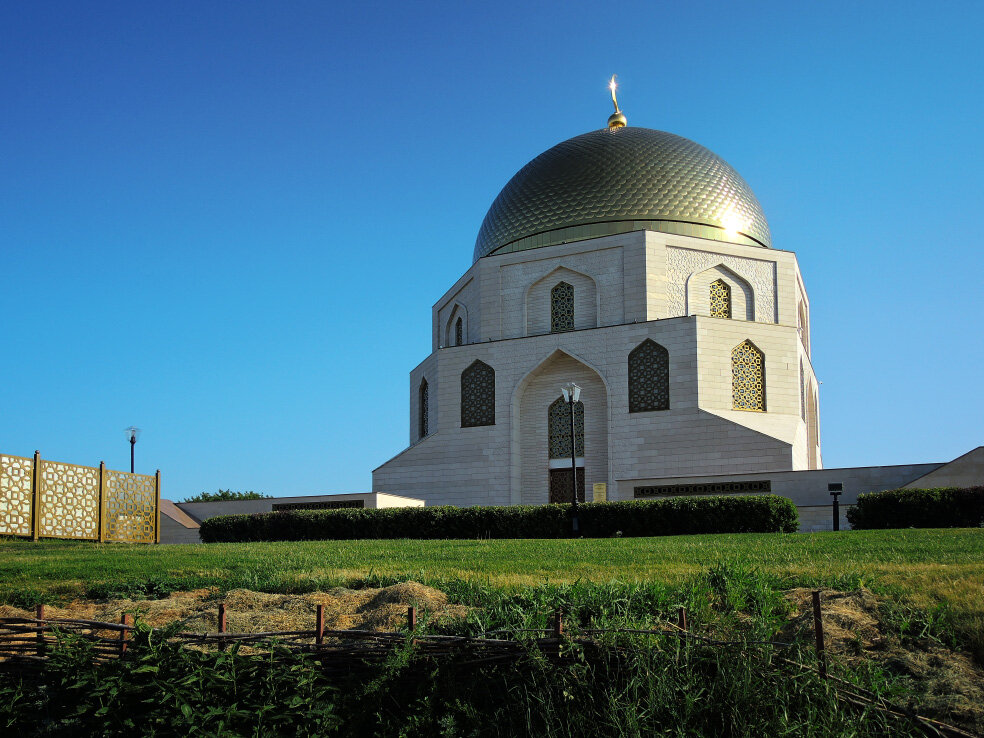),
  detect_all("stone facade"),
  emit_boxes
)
[373,229,823,509]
